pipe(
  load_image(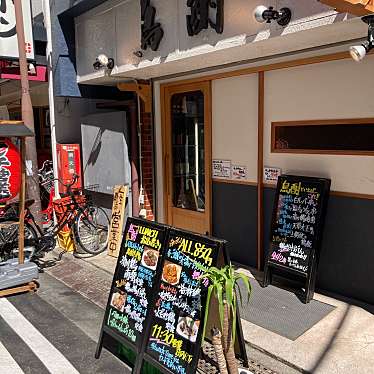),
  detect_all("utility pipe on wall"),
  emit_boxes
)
[130,98,140,217]
[43,0,60,198]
